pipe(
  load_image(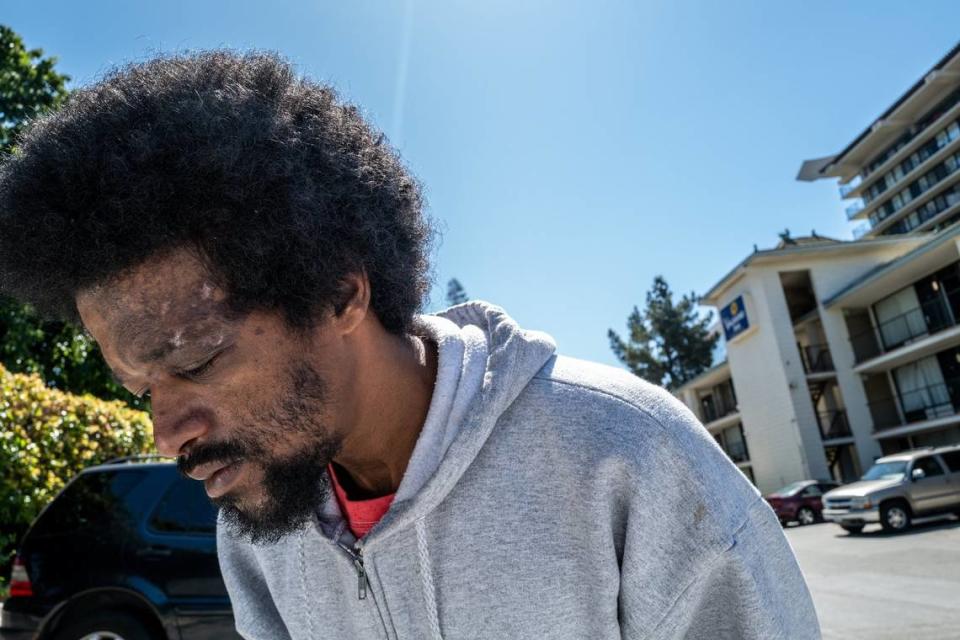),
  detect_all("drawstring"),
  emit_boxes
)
[416,518,444,640]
